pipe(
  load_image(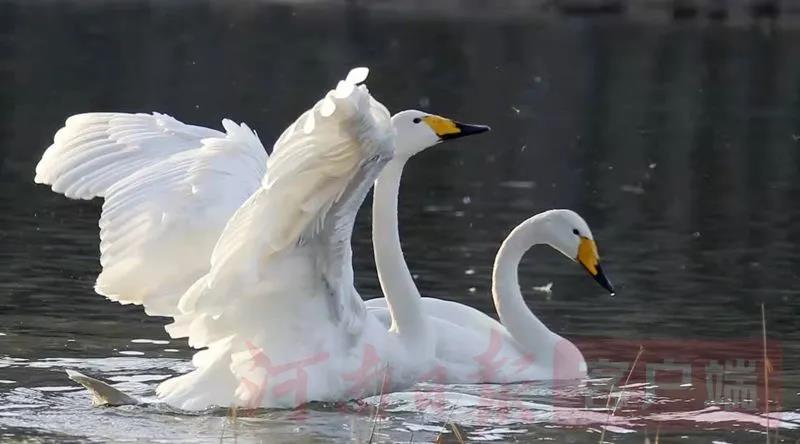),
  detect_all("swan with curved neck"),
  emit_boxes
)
[33,64,497,409]
[484,209,614,380]
[373,110,489,359]
[367,204,614,382]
